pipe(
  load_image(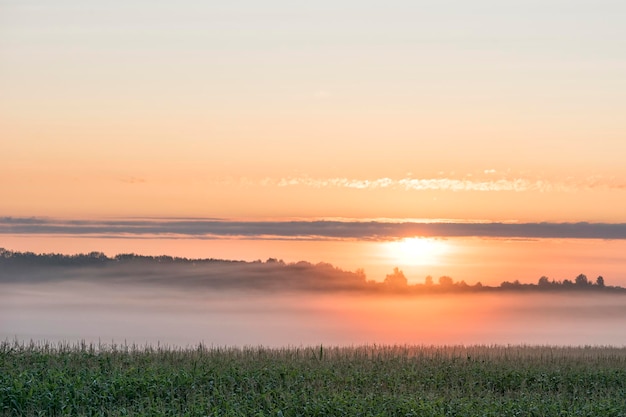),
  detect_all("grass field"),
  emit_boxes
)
[1,341,625,416]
